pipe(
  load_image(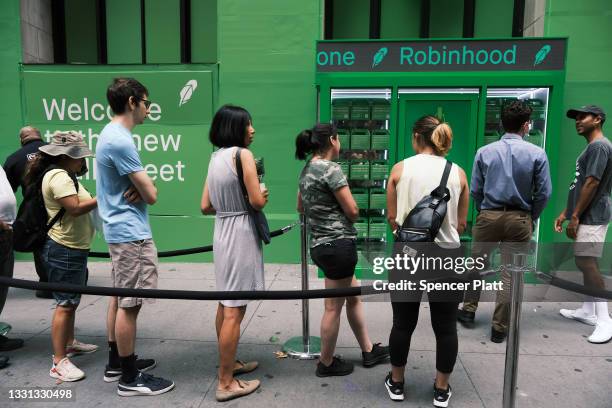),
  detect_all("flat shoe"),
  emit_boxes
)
[216,379,260,402]
[233,360,258,375]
